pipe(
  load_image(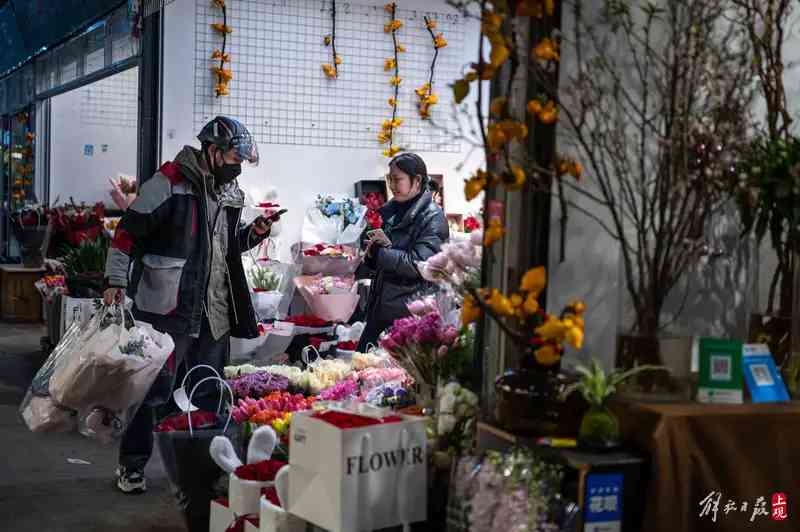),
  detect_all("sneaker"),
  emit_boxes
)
[116,466,147,494]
